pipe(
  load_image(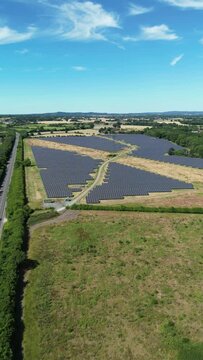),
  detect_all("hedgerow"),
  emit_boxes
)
[0,131,15,184]
[0,137,28,360]
[69,203,203,214]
